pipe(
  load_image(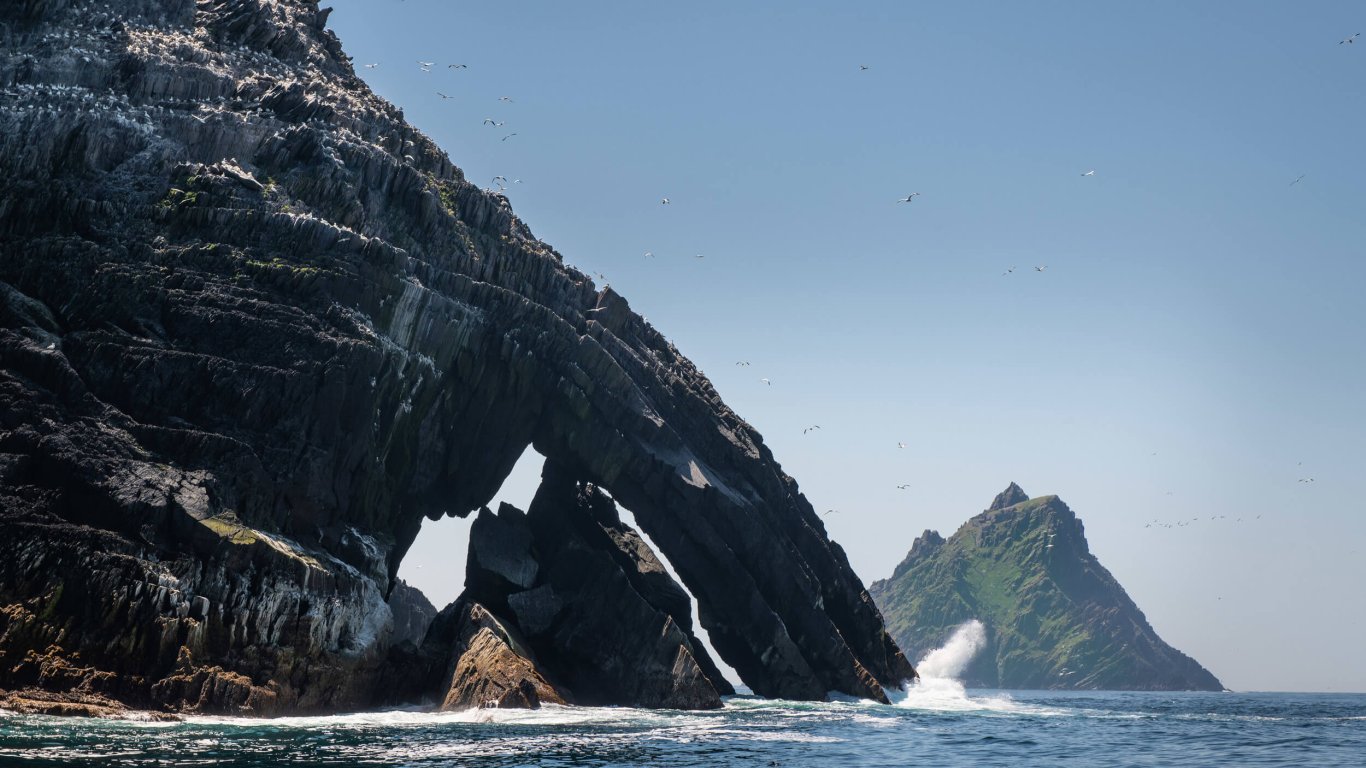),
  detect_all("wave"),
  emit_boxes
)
[894,620,1062,716]
[180,704,707,730]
